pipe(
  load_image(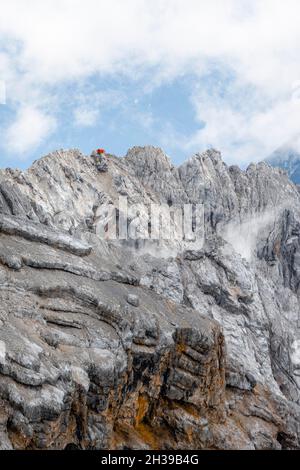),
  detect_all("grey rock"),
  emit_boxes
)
[0,146,300,450]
